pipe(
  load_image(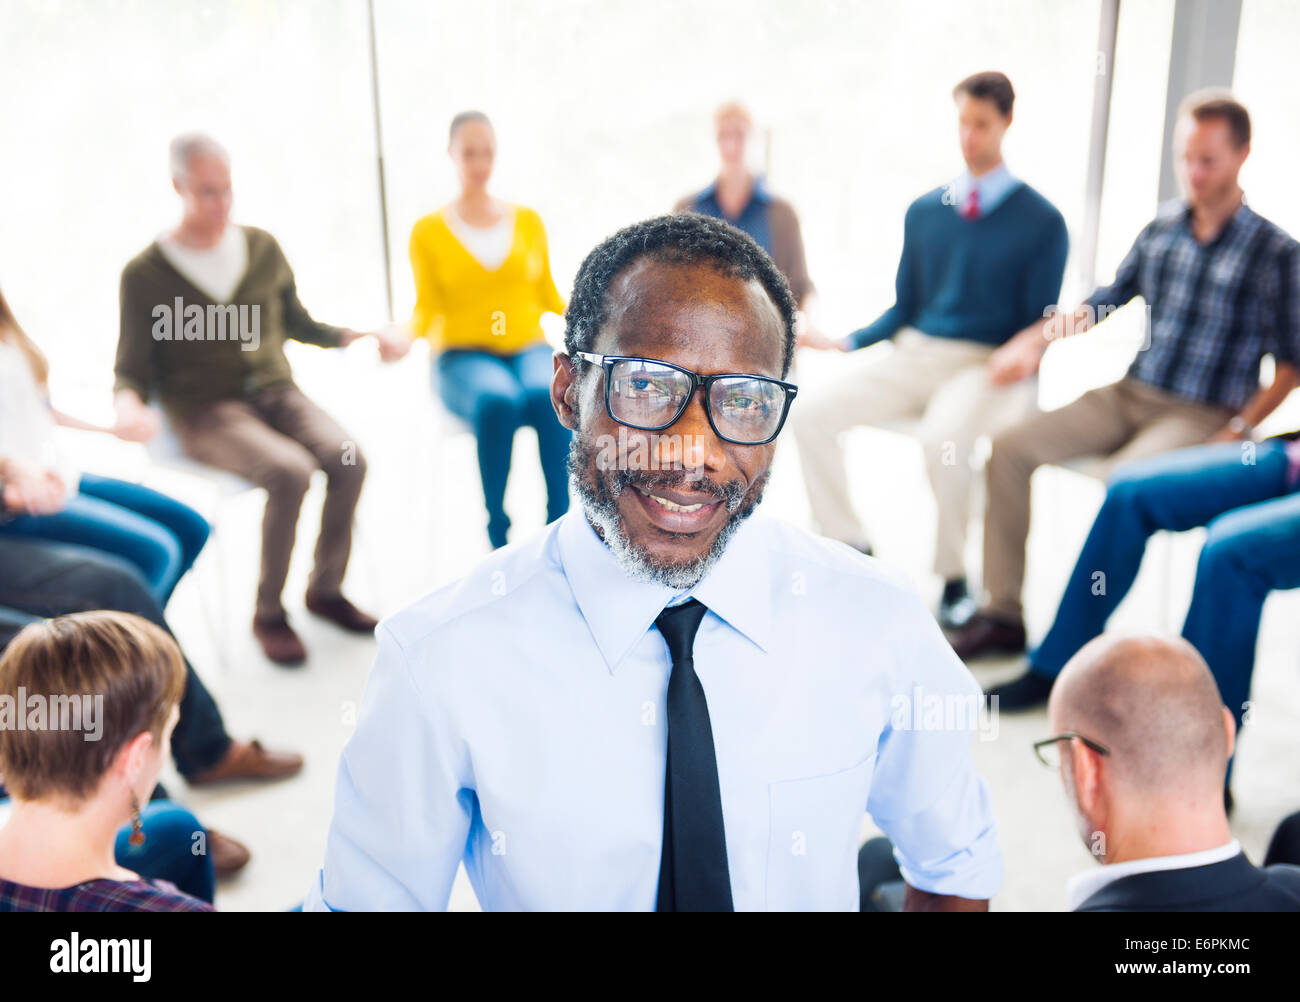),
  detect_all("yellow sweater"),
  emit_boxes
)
[408,204,566,354]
